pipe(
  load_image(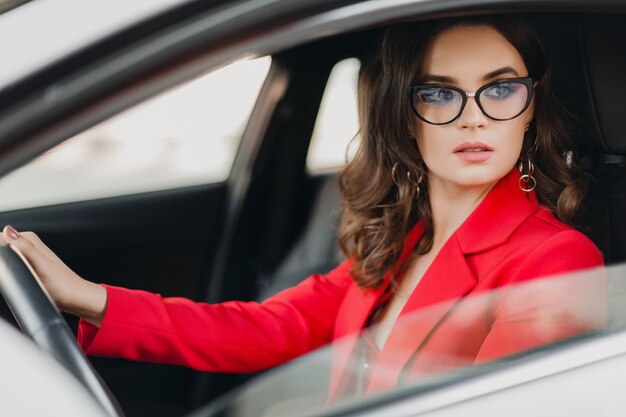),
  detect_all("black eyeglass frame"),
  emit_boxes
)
[408,77,534,125]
